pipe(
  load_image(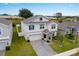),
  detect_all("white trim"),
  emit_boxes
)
[0,36,9,40]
